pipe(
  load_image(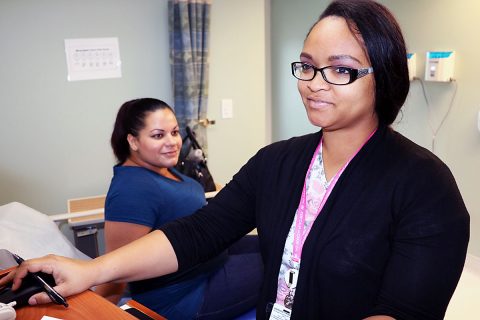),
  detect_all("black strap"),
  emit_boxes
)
[183,126,202,150]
